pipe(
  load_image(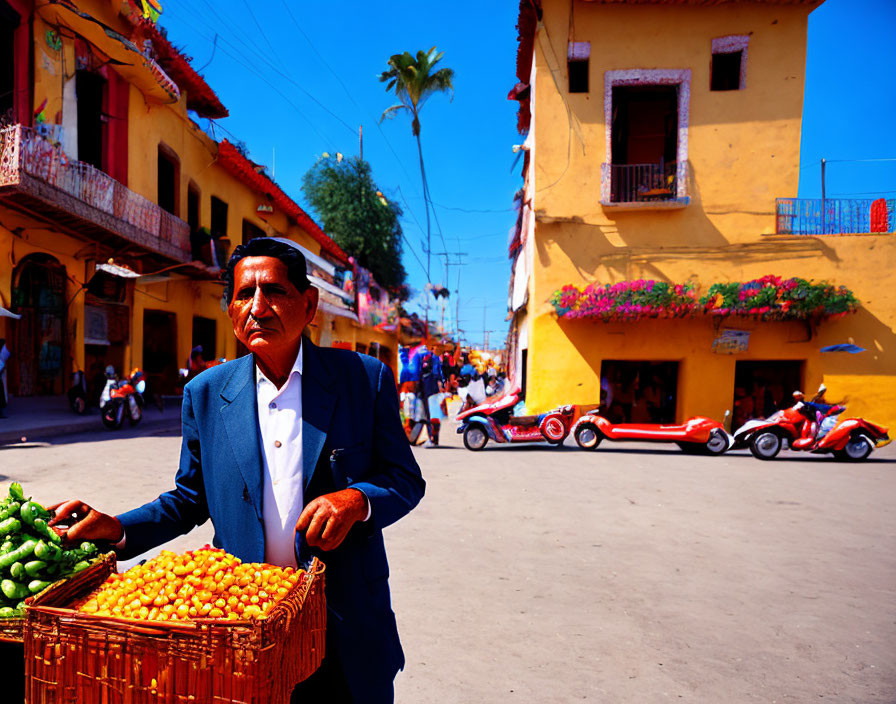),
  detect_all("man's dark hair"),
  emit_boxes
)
[223,237,311,302]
